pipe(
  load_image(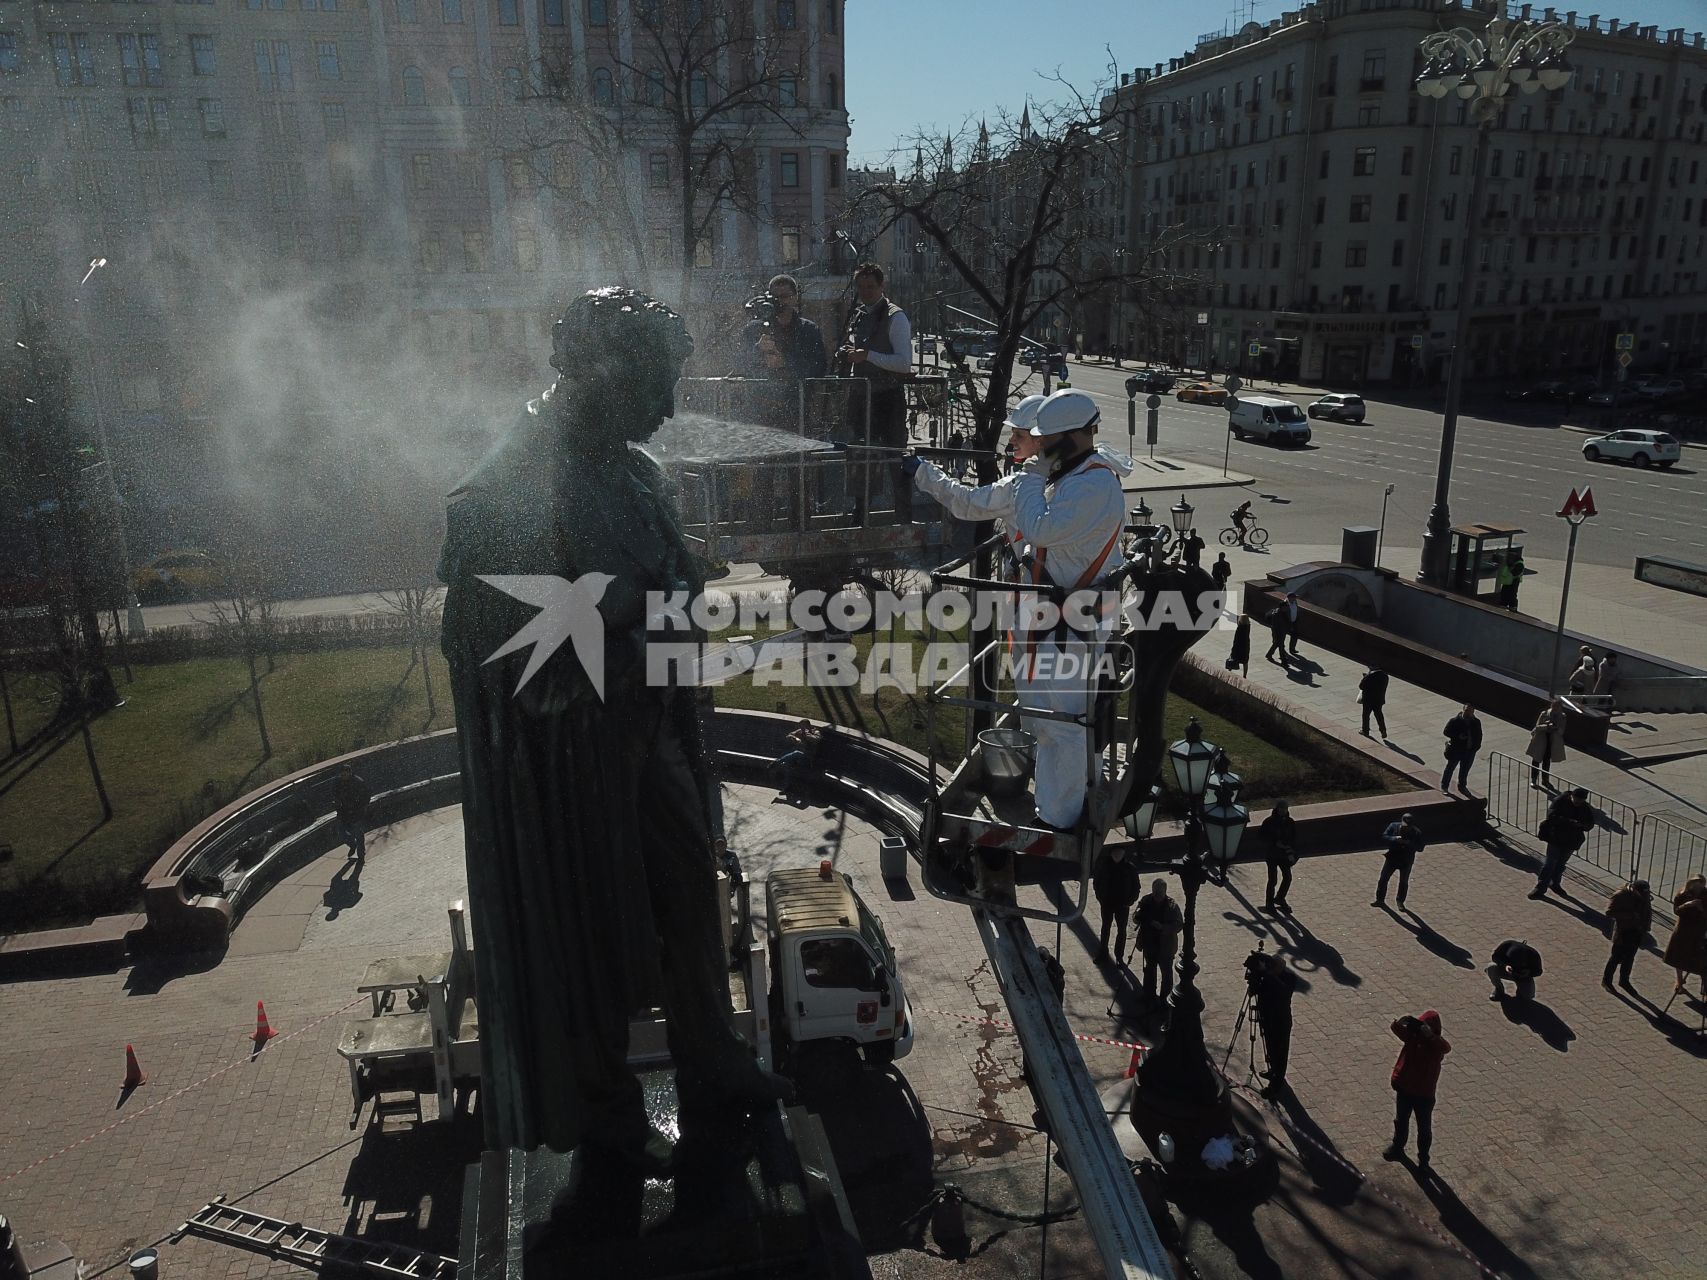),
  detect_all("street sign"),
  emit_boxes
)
[1615,332,1635,351]
[1145,394,1161,410]
[1410,334,1424,350]
[1197,312,1210,325]
[1617,351,1633,368]
[1558,487,1598,521]
[1247,342,1261,357]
